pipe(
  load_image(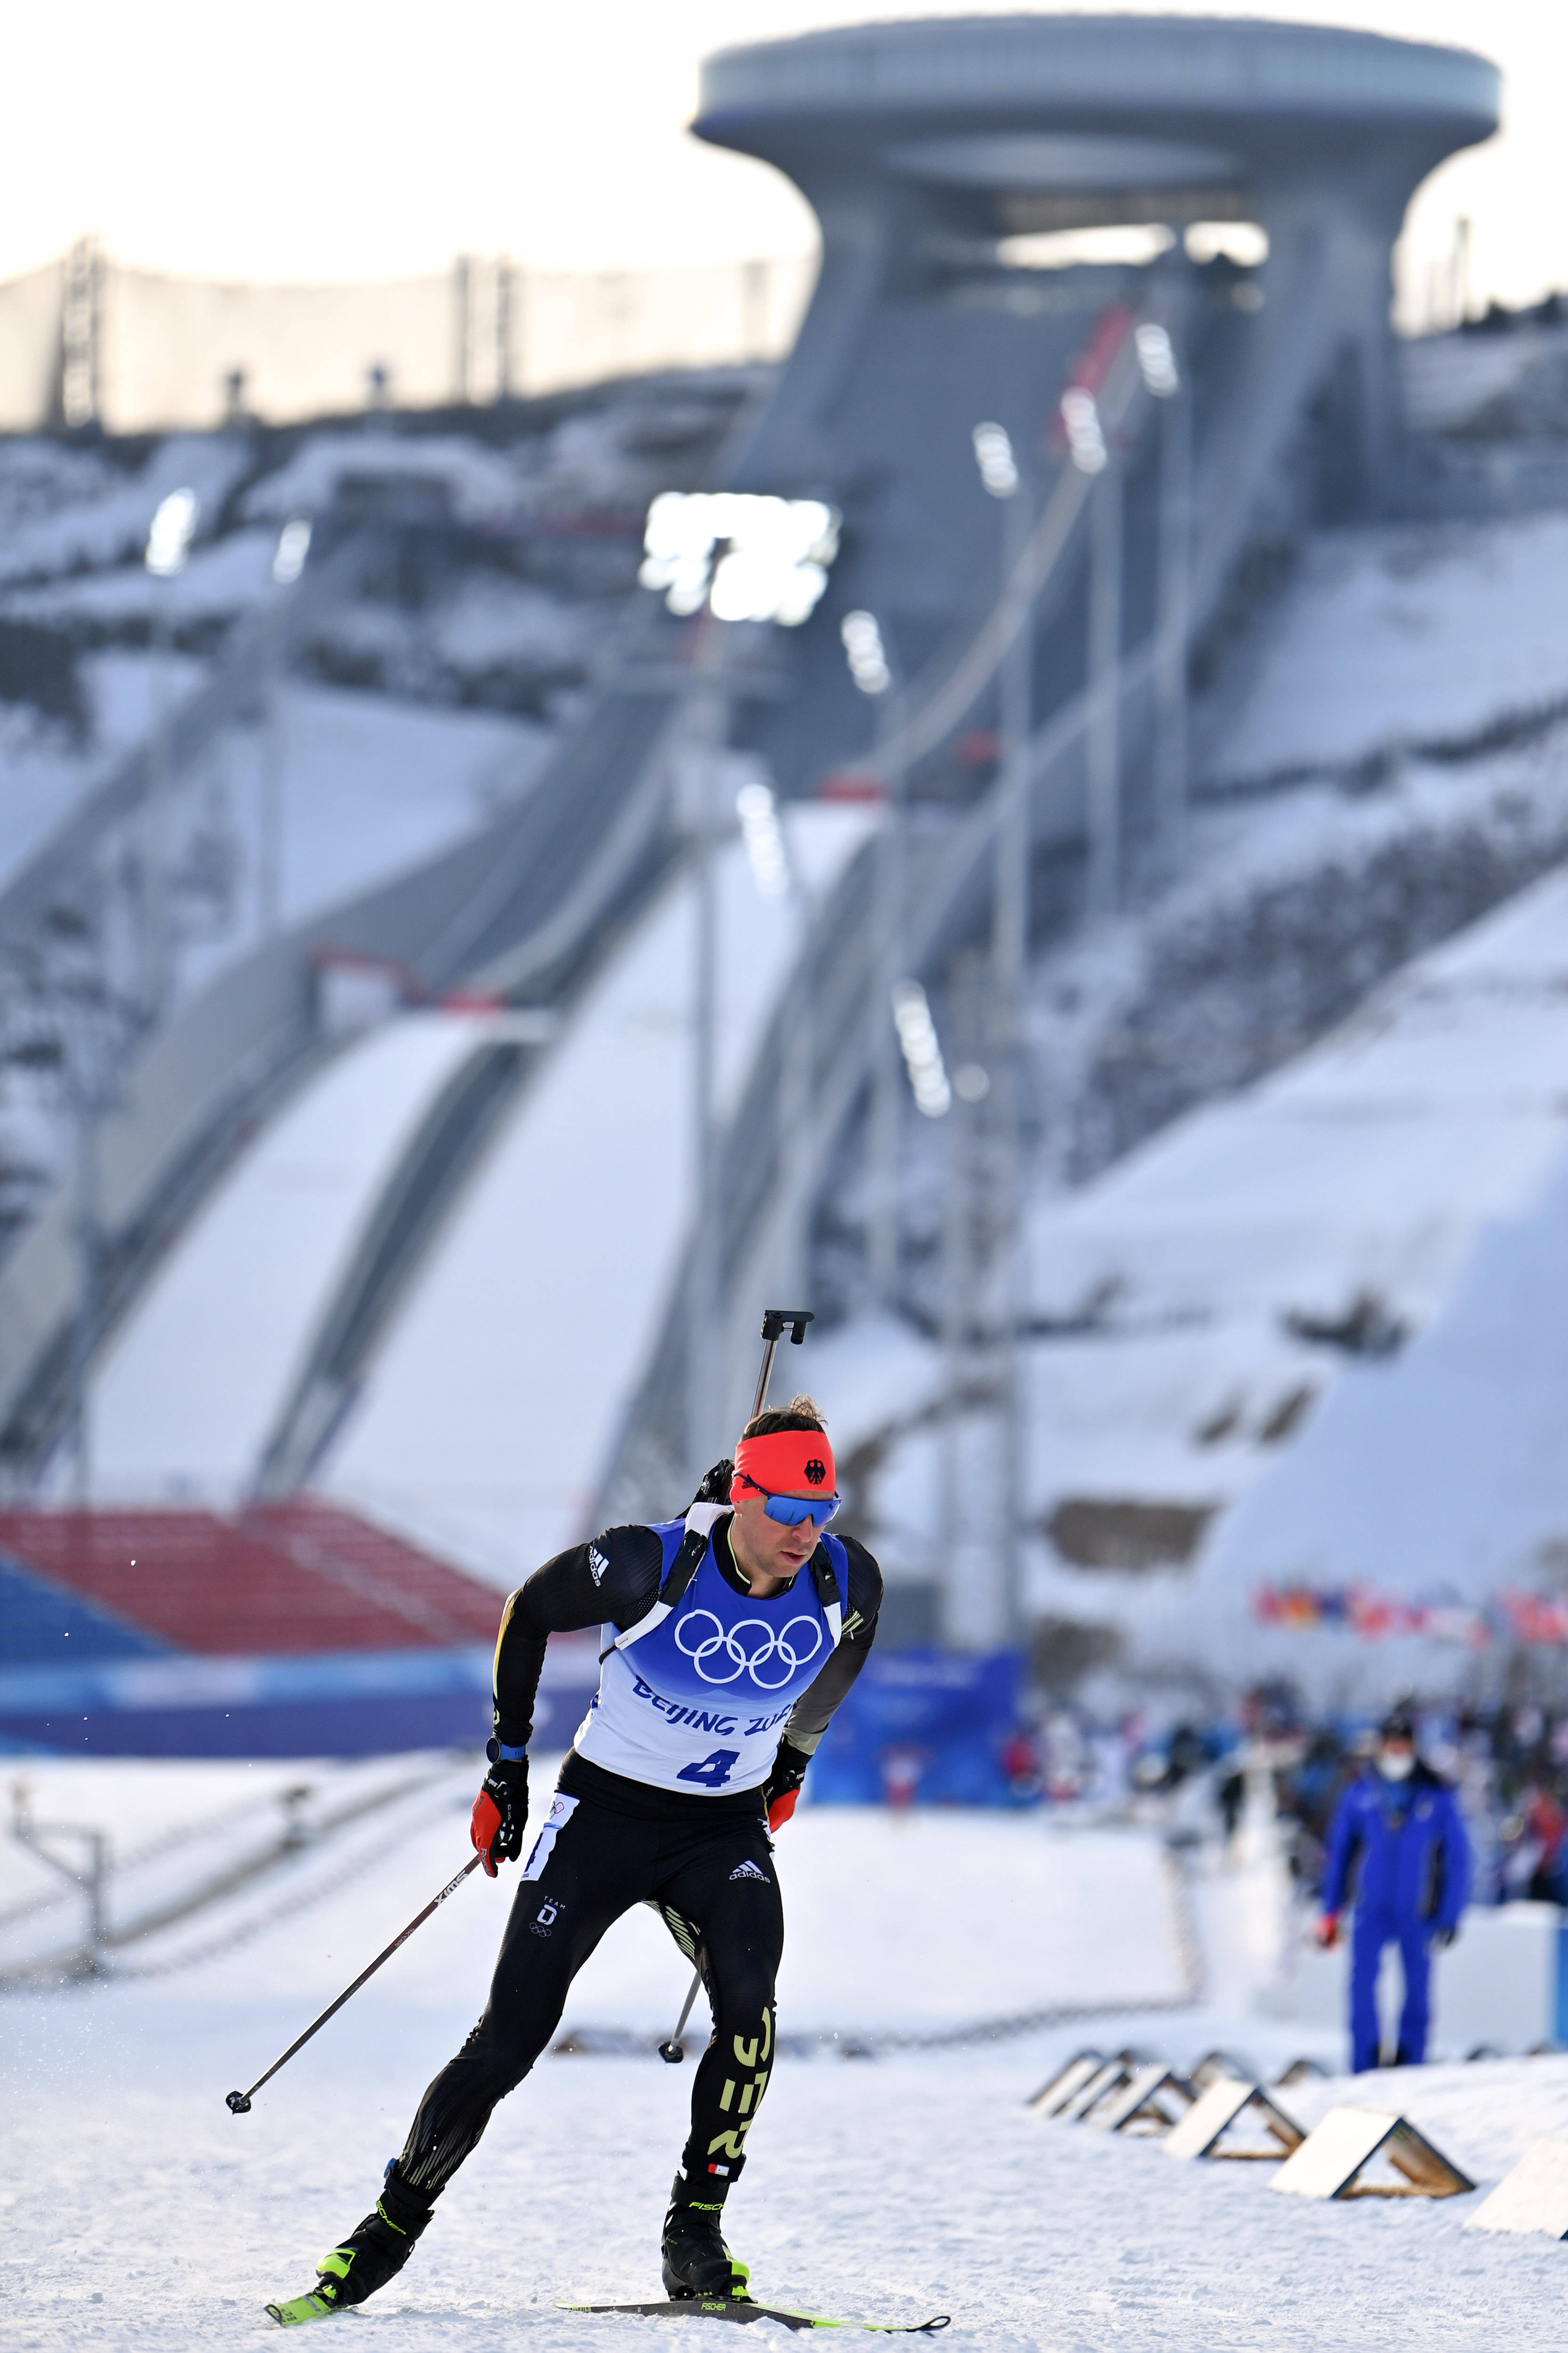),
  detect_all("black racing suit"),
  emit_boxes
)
[392,1515,881,2212]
